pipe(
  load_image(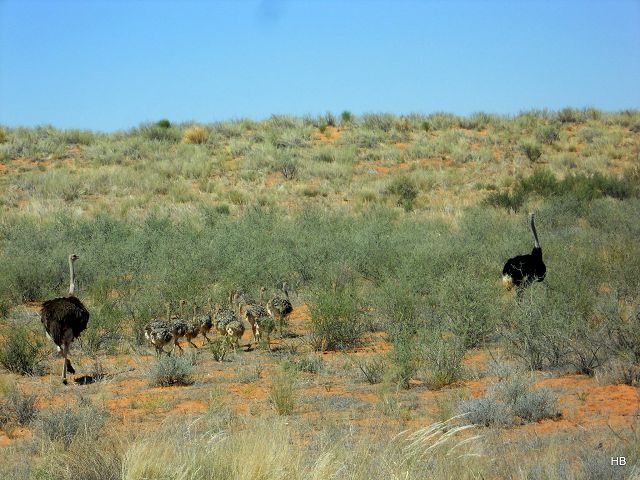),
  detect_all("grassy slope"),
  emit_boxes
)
[0,109,639,479]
